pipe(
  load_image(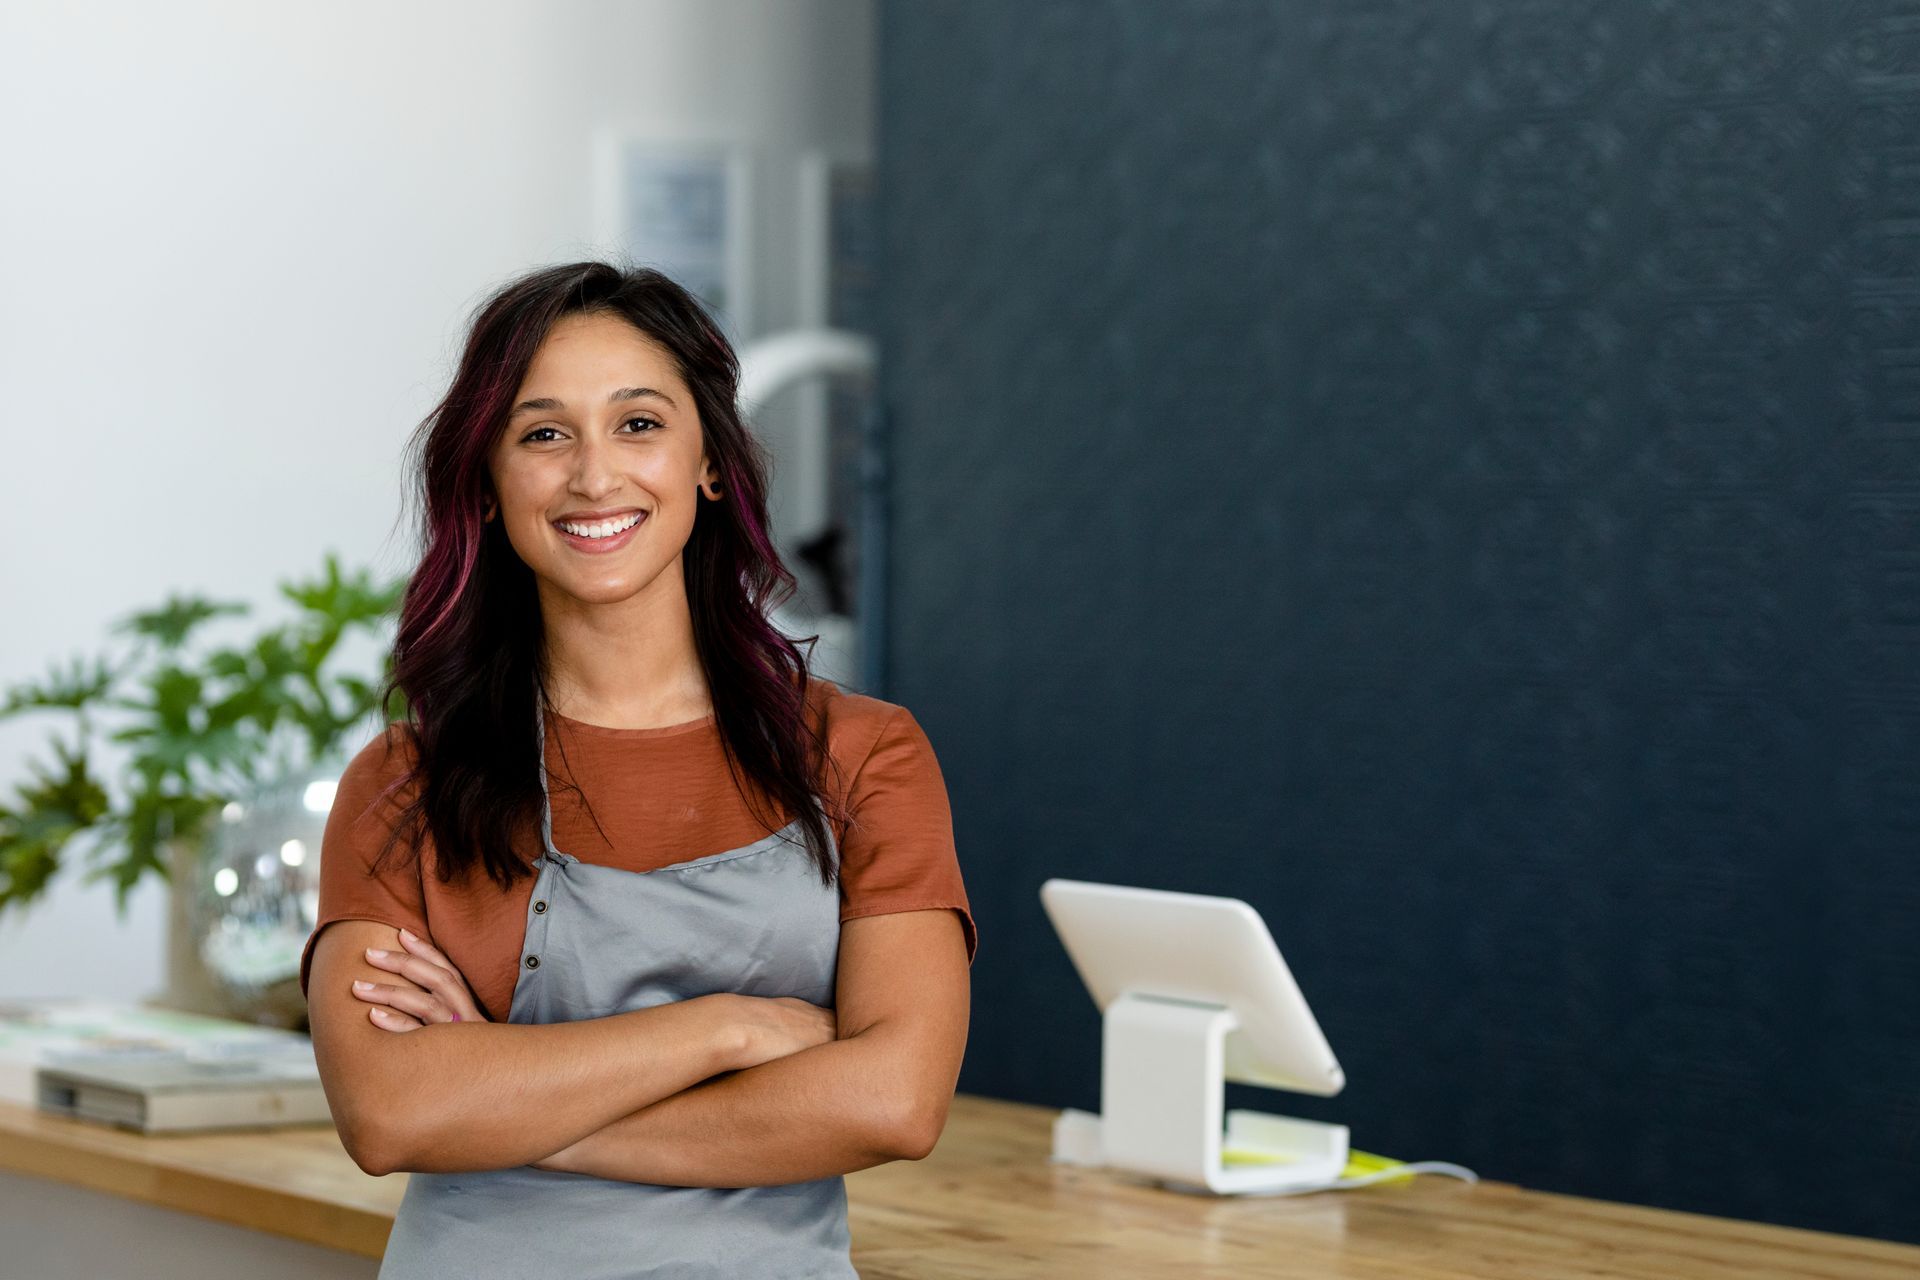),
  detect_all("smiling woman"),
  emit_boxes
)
[489,311,718,612]
[300,262,974,1280]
